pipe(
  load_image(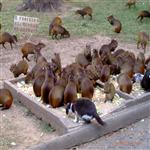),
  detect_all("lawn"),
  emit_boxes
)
[0,0,150,43]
